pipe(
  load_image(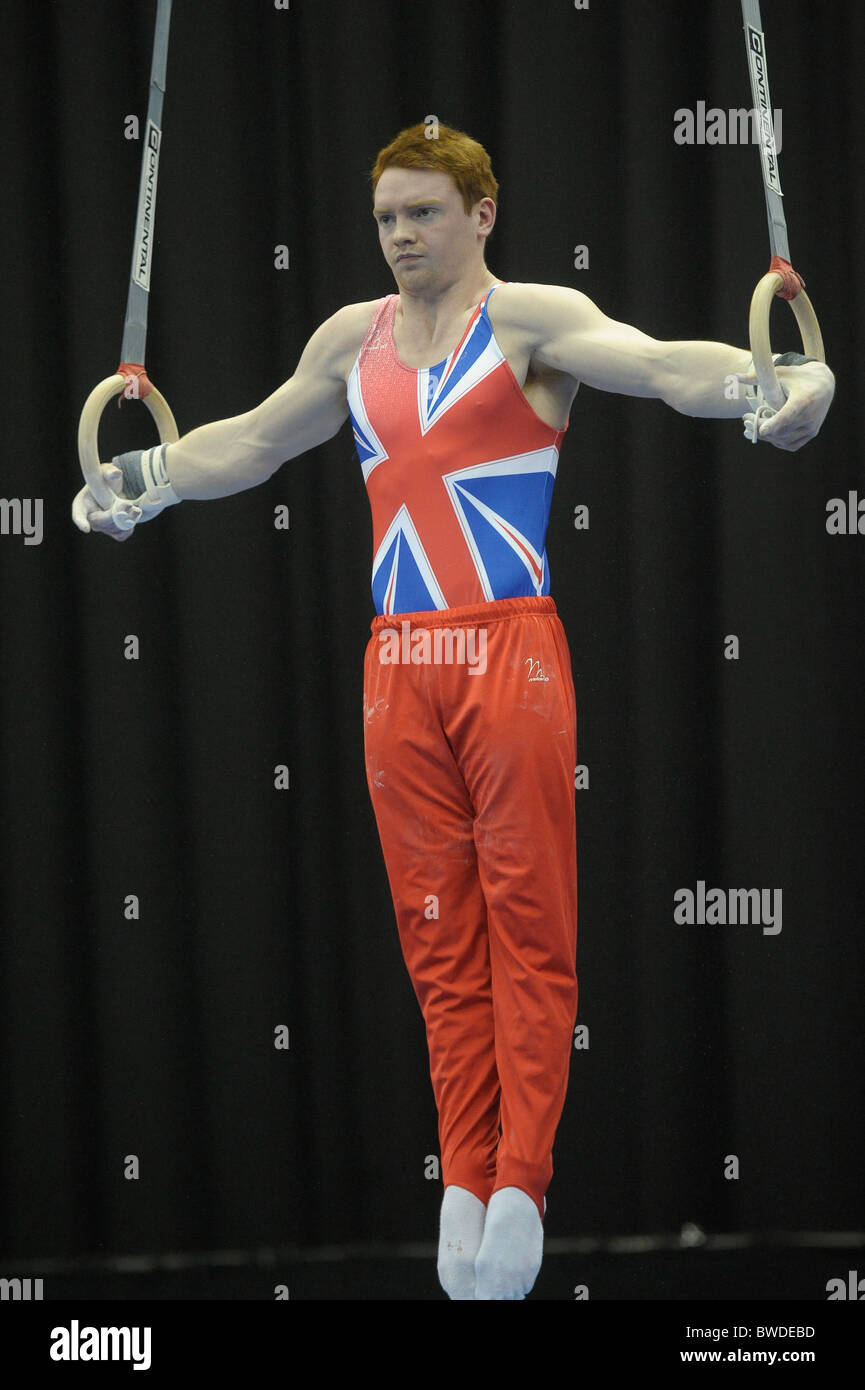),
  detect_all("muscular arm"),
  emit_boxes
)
[165,303,370,500]
[499,282,834,450]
